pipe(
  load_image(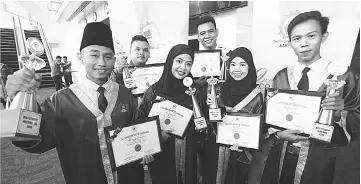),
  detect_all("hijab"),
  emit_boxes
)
[154,44,194,107]
[221,47,257,107]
